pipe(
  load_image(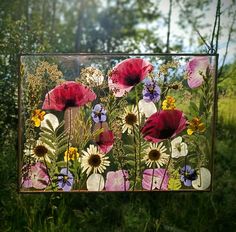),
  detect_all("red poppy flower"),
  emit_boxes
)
[96,130,114,154]
[109,58,153,97]
[94,122,114,154]
[42,81,96,111]
[141,110,187,143]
